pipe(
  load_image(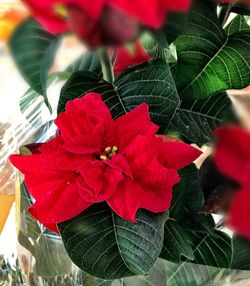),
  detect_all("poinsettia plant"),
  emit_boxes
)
[8,0,250,282]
